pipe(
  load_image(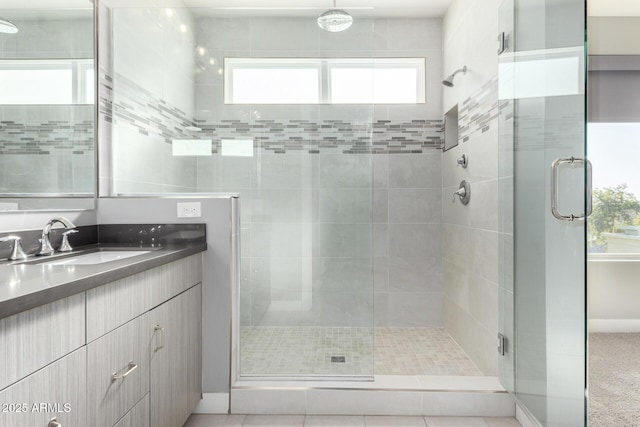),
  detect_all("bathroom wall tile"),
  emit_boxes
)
[252,189,303,223]
[196,18,251,51]
[219,156,253,189]
[443,259,470,313]
[469,179,499,232]
[319,154,373,189]
[251,223,302,258]
[311,290,374,327]
[389,153,442,189]
[374,259,389,293]
[389,224,441,259]
[389,188,442,224]
[374,292,389,326]
[387,292,443,327]
[372,154,389,189]
[253,153,303,189]
[306,389,422,415]
[389,256,442,293]
[314,224,372,259]
[469,275,499,334]
[471,229,499,284]
[251,18,319,51]
[312,258,373,293]
[442,185,471,227]
[318,17,378,51]
[318,189,372,224]
[195,155,221,190]
[252,257,304,302]
[442,224,472,268]
[373,189,389,223]
[387,18,443,51]
[373,224,389,259]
